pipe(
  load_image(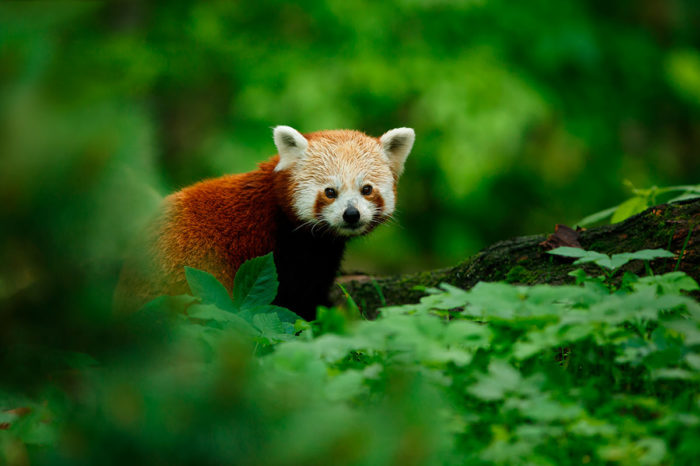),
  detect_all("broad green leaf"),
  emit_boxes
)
[253,313,293,341]
[578,205,617,226]
[611,196,649,223]
[608,254,633,270]
[547,246,588,258]
[272,307,304,324]
[468,361,522,400]
[668,192,700,203]
[188,303,238,322]
[248,304,304,324]
[232,253,279,310]
[554,248,675,272]
[549,247,621,270]
[443,320,491,348]
[634,272,699,295]
[512,340,548,360]
[187,304,259,336]
[614,249,675,262]
[185,266,235,312]
[573,251,613,268]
